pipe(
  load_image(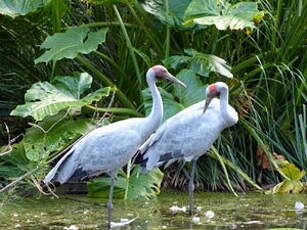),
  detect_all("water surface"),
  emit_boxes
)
[0,192,306,230]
